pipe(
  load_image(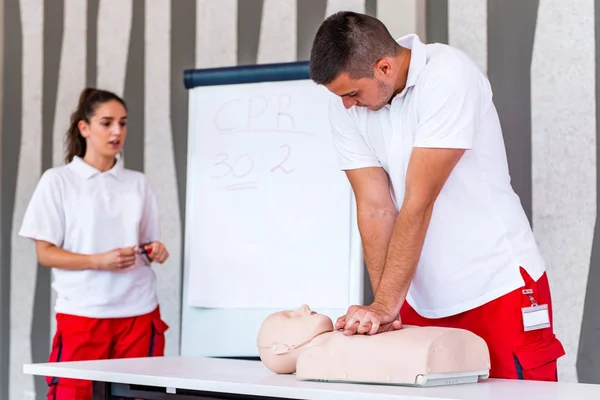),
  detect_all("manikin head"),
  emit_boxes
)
[66,87,128,165]
[257,305,333,373]
[309,11,407,111]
